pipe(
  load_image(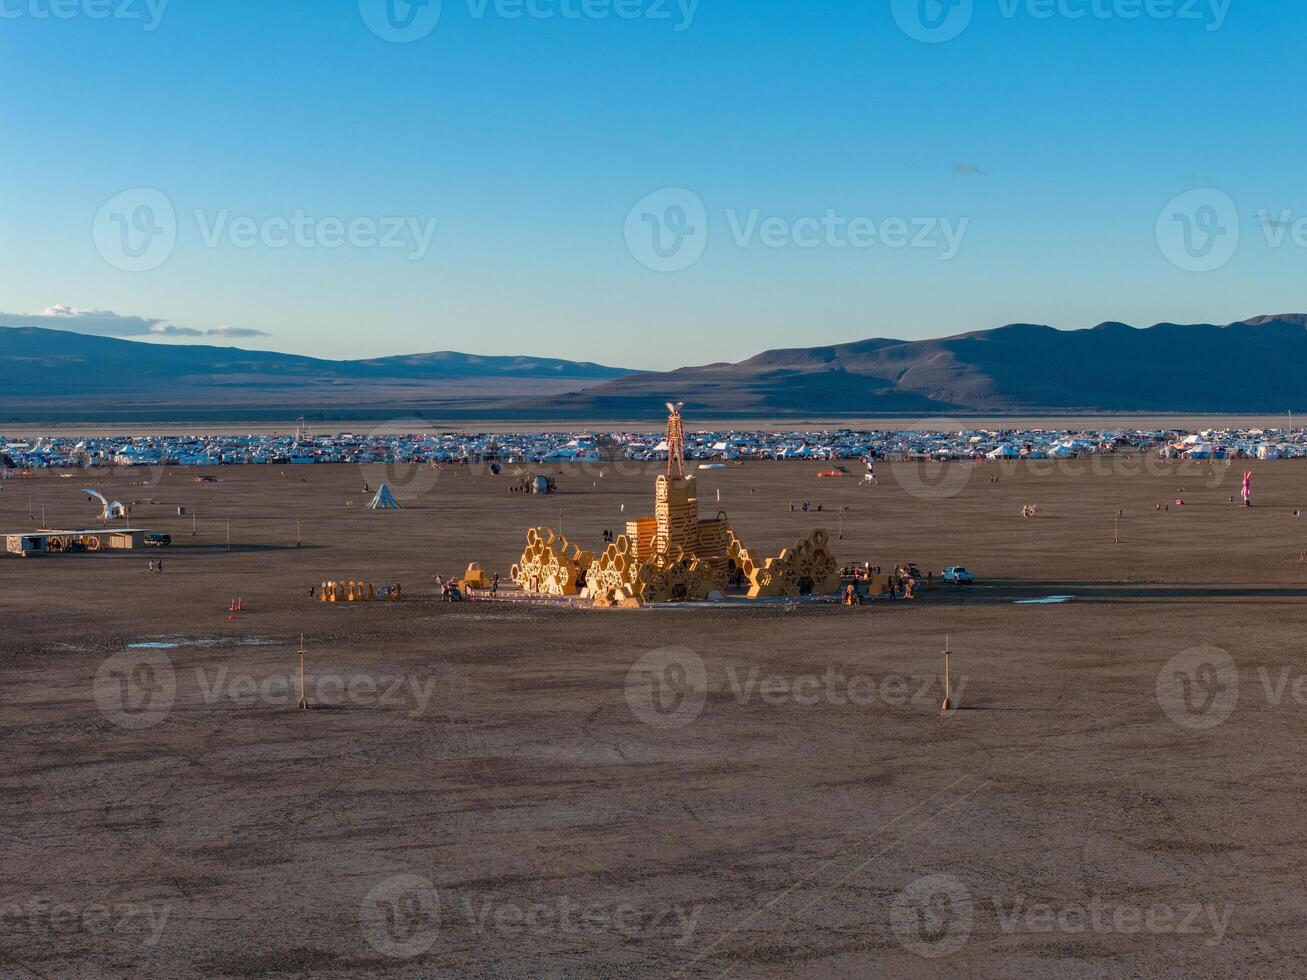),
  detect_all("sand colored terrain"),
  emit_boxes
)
[3,457,1307,976]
